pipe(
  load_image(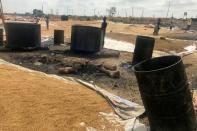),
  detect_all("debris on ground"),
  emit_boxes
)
[160,36,166,40]
[178,43,197,57]
[58,66,76,74]
[76,79,145,120]
[99,112,149,131]
[100,66,120,78]
[103,63,118,71]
